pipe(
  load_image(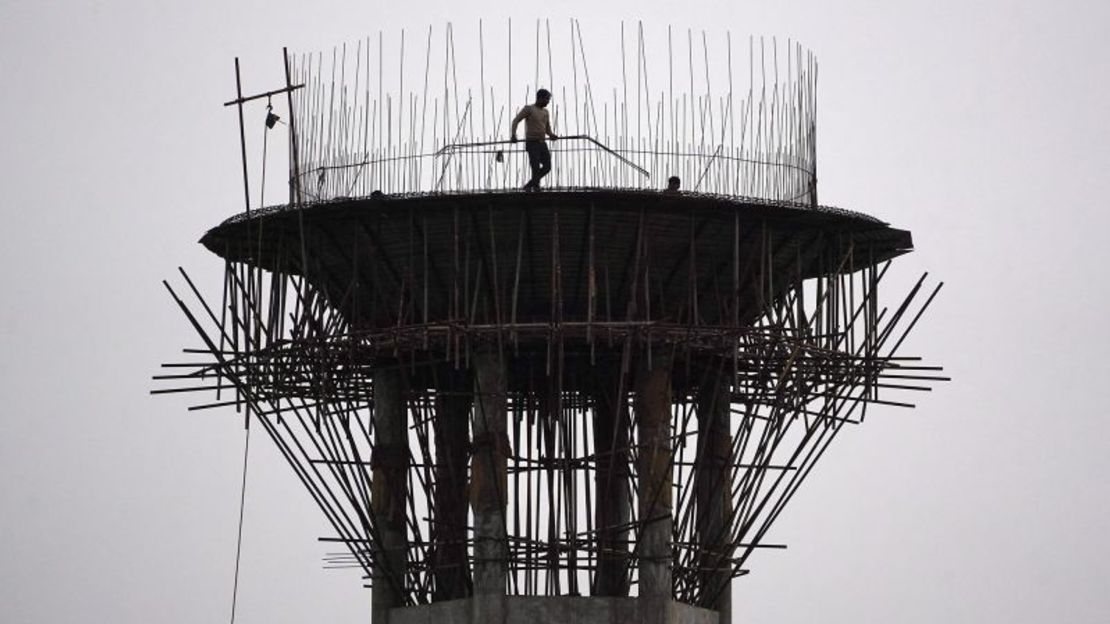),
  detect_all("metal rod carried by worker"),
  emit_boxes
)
[510,88,559,191]
[435,135,650,179]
